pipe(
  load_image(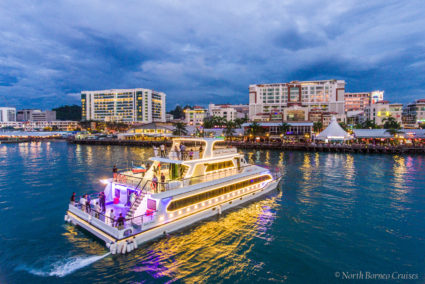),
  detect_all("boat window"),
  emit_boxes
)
[205,160,234,172]
[147,199,156,210]
[167,175,272,211]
